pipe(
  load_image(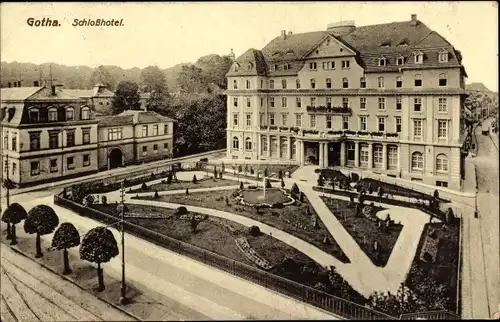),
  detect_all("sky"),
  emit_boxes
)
[1,1,498,90]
